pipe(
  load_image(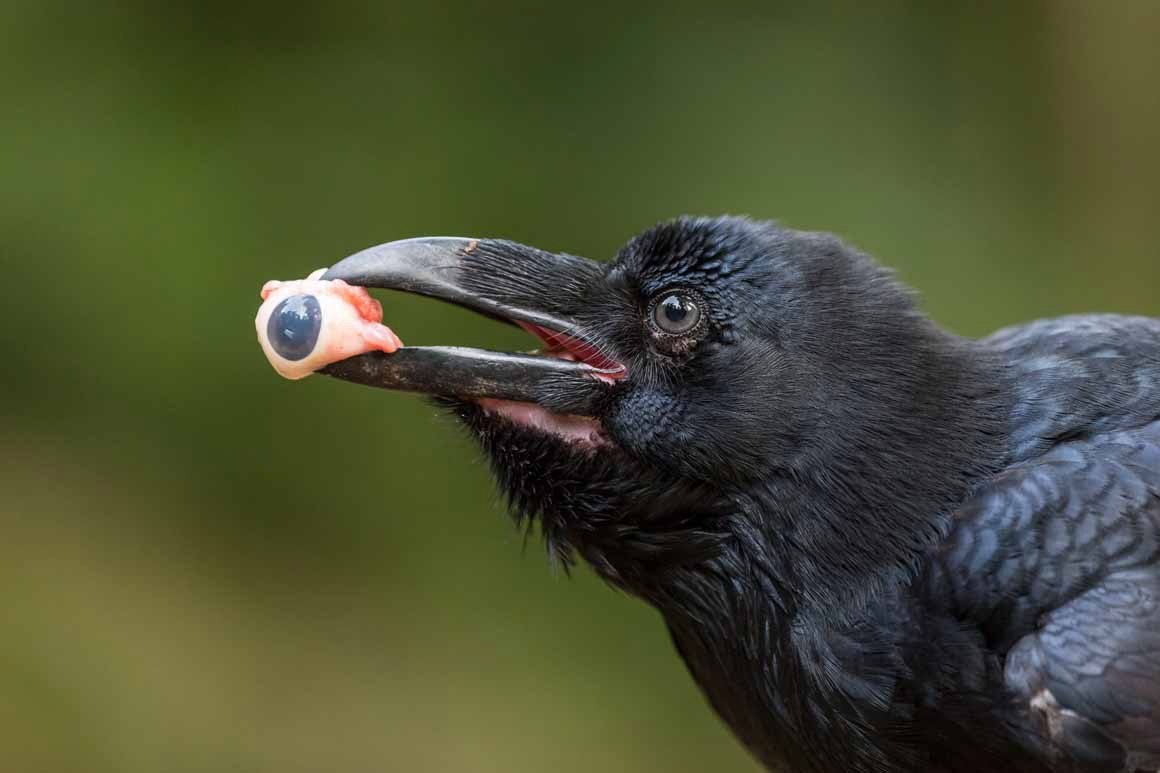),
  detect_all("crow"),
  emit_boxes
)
[313,216,1160,772]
